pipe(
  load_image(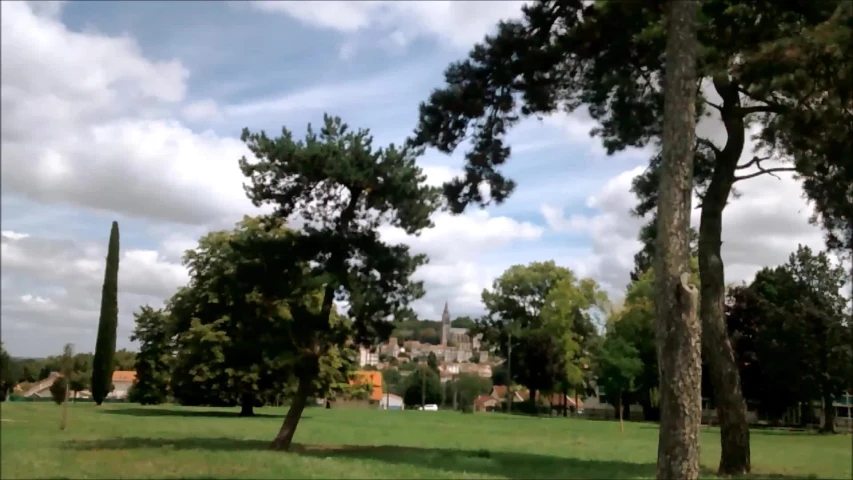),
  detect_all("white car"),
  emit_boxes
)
[420,404,438,411]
